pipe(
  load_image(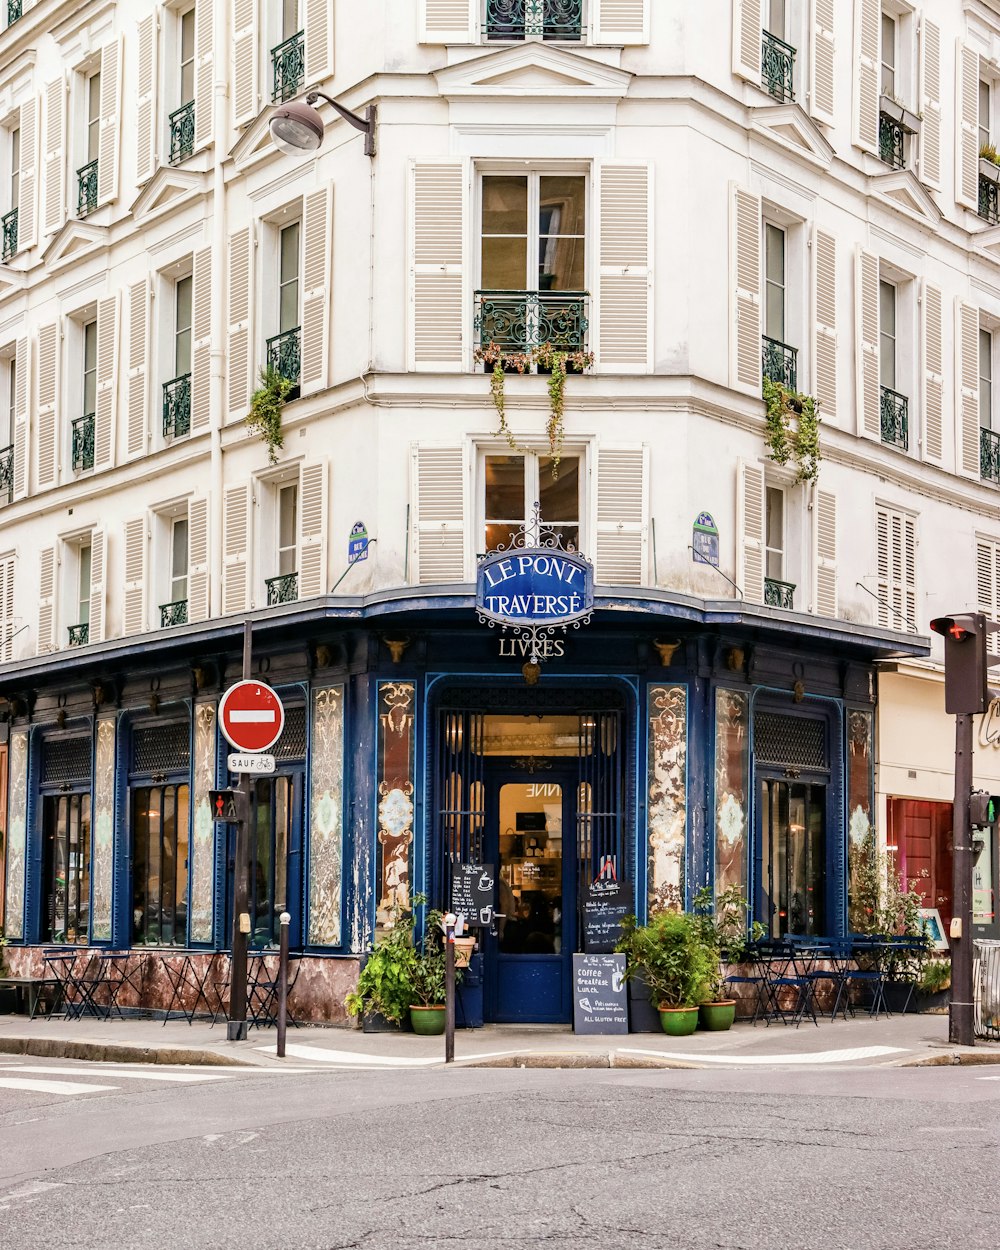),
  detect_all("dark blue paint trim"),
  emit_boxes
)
[112,712,131,948]
[23,728,42,945]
